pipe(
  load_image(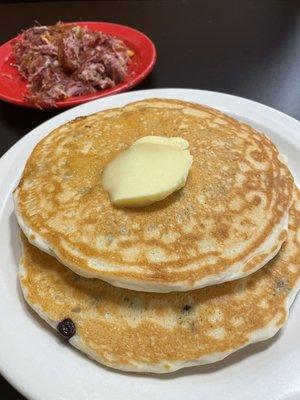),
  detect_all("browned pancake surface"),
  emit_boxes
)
[15,99,294,291]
